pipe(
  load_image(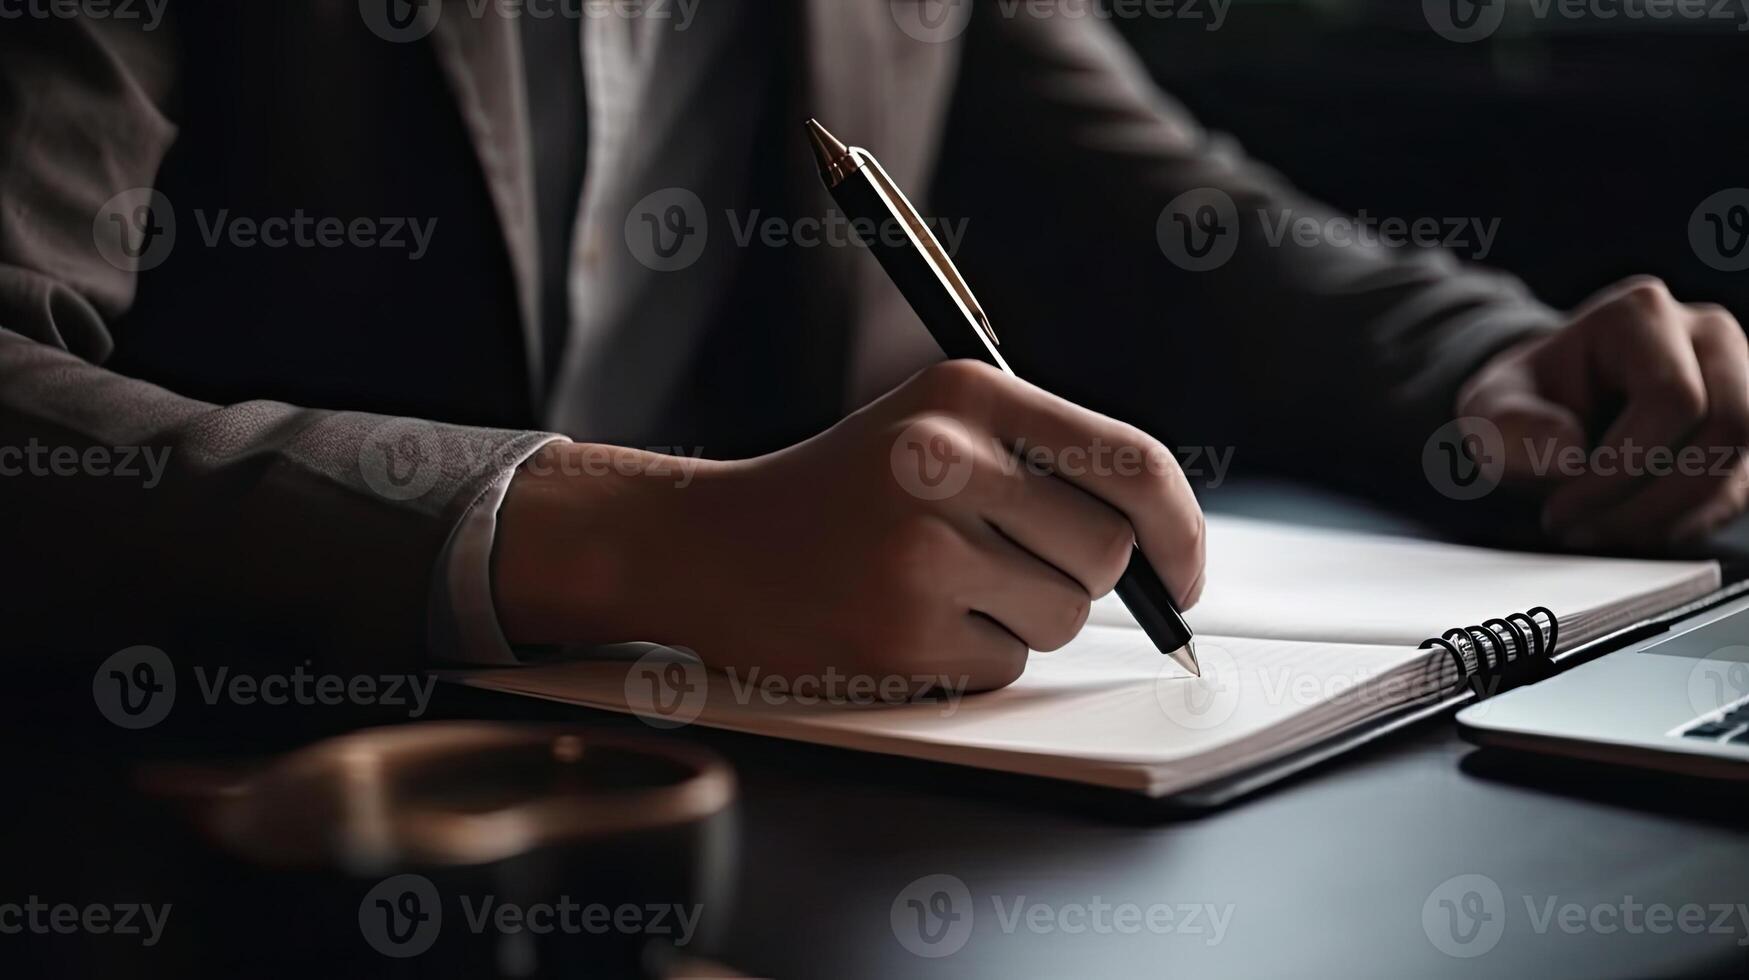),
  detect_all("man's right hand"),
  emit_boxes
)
[492,360,1205,692]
